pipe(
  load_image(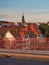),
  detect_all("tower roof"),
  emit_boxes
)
[22,14,25,24]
